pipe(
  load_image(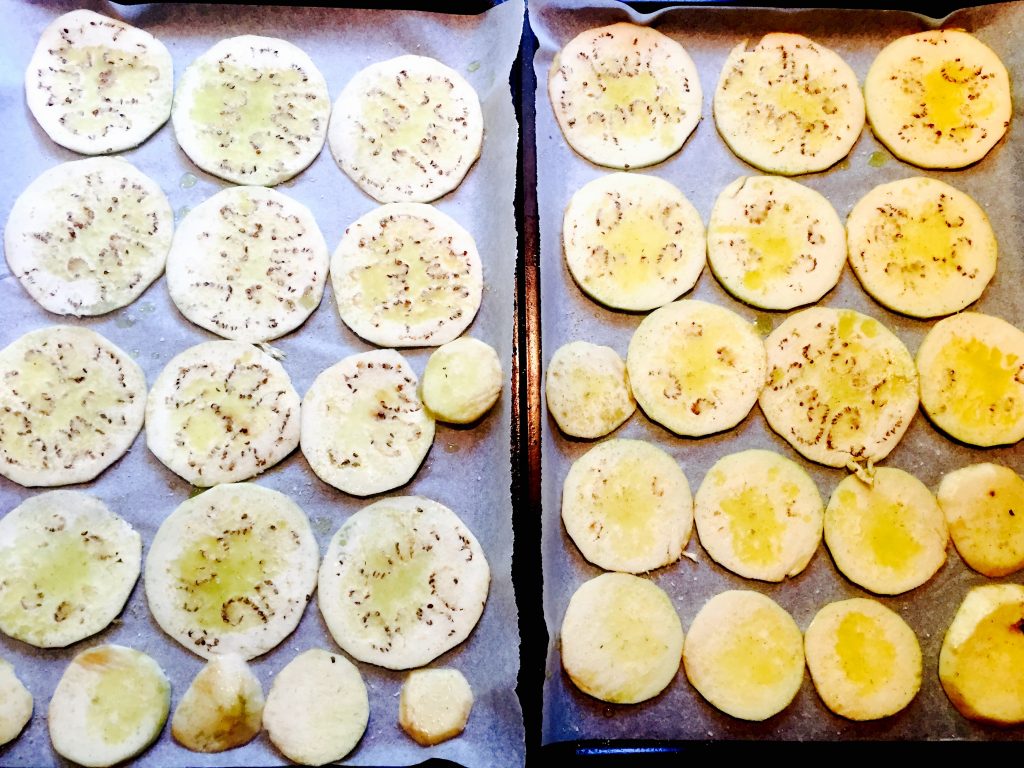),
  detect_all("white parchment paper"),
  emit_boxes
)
[0,1,525,765]
[532,0,1024,745]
